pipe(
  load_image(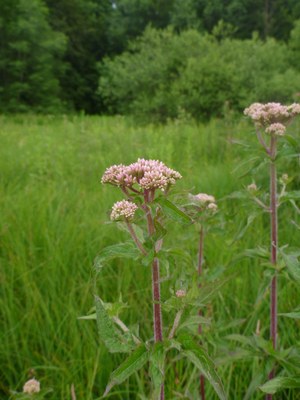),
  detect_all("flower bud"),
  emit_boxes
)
[176,289,186,298]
